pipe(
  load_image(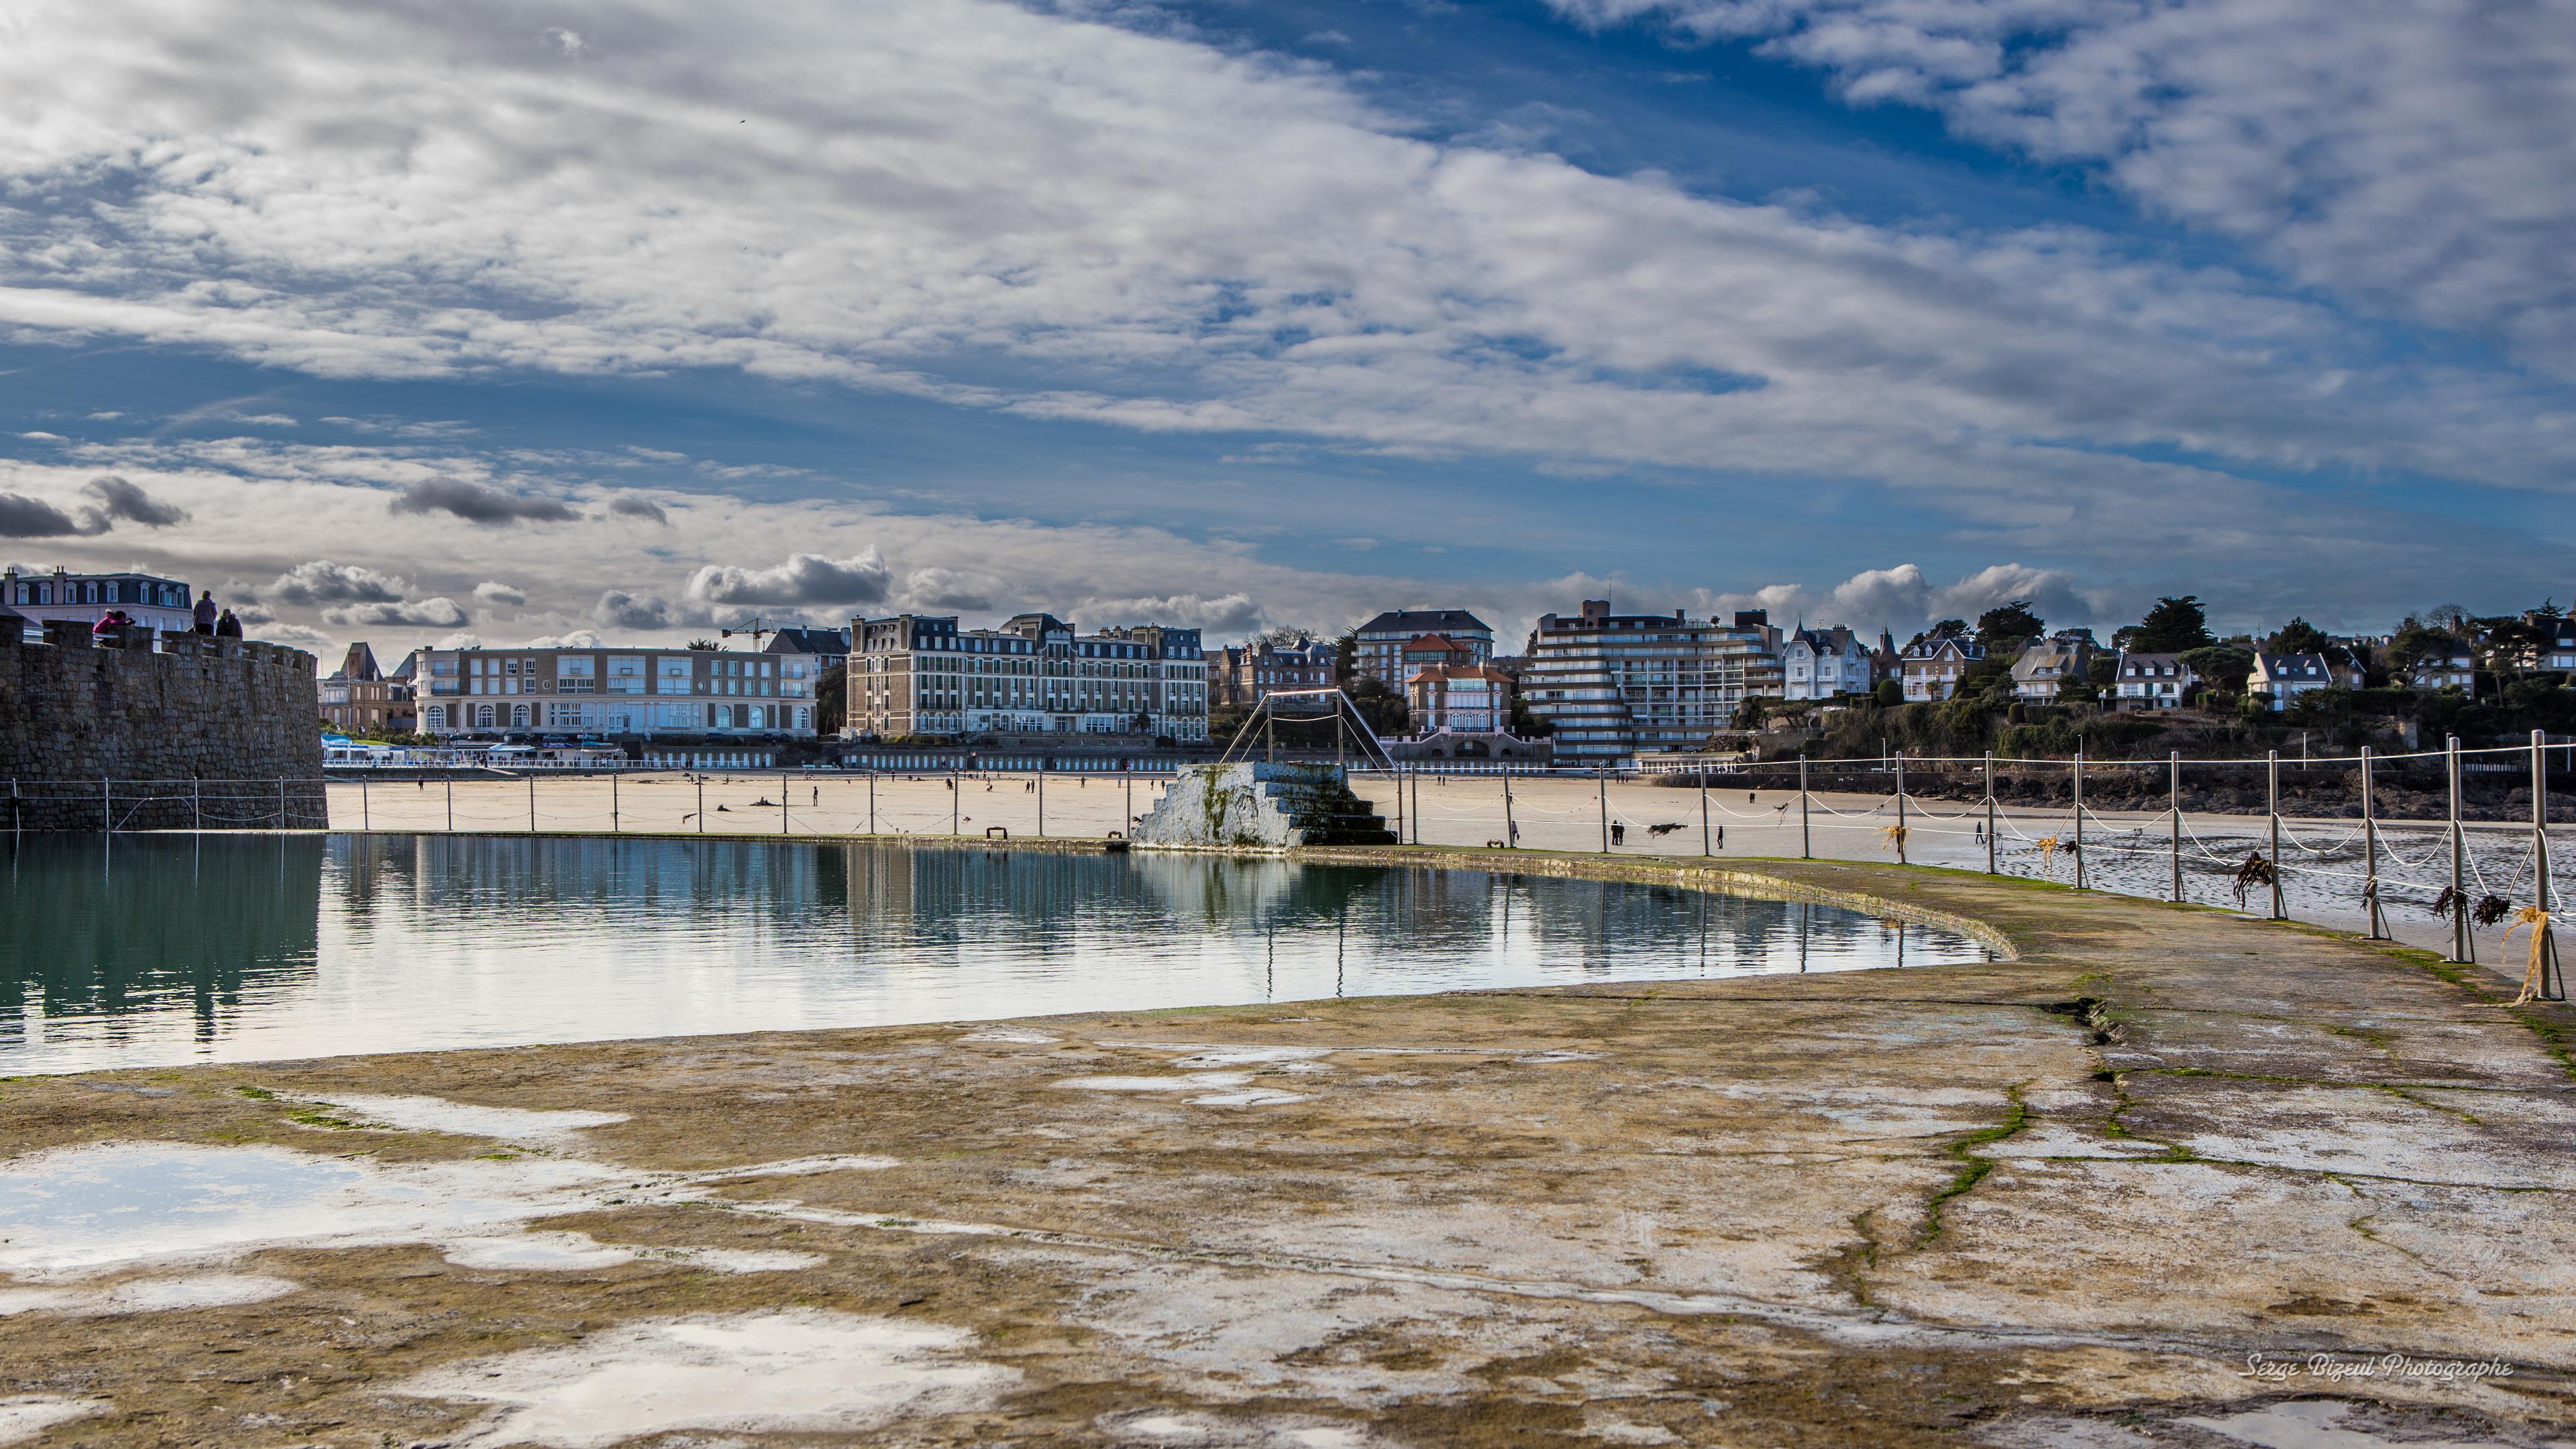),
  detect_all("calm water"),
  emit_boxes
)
[1,834,1992,1074]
